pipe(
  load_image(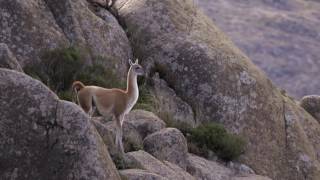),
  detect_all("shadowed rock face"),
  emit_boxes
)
[195,0,320,98]
[115,0,320,179]
[0,69,120,180]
